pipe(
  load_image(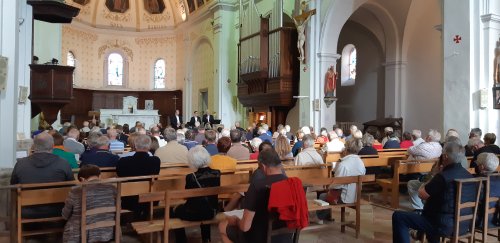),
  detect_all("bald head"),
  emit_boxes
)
[34,132,54,153]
